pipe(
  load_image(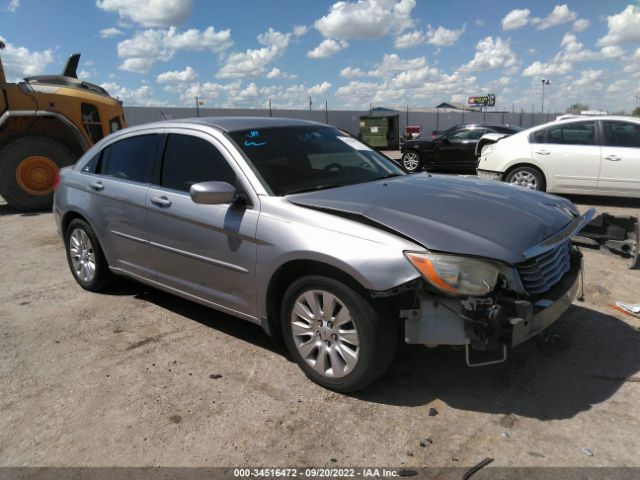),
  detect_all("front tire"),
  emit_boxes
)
[281,276,397,392]
[504,166,546,191]
[0,136,76,211]
[401,150,422,172]
[65,218,114,291]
